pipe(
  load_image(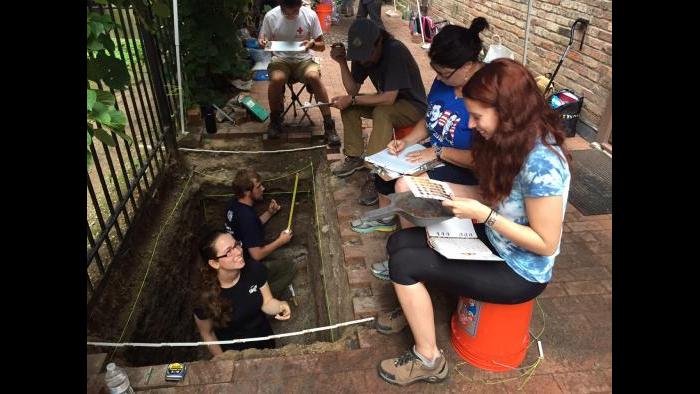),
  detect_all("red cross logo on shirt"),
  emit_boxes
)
[297,27,304,35]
